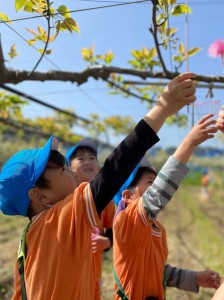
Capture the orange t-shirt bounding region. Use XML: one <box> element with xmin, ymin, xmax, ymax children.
<box><xmin>93</xmin><ymin>200</ymin><xmax>115</xmax><ymax>300</ymax></box>
<box><xmin>201</xmin><ymin>174</ymin><xmax>209</xmax><ymax>187</ymax></box>
<box><xmin>113</xmin><ymin>197</ymin><xmax>168</xmax><ymax>300</ymax></box>
<box><xmin>13</xmin><ymin>182</ymin><xmax>100</xmax><ymax>300</ymax></box>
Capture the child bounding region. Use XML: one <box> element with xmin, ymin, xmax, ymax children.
<box><xmin>66</xmin><ymin>138</ymin><xmax>115</xmax><ymax>300</ymax></box>
<box><xmin>201</xmin><ymin>168</ymin><xmax>210</xmax><ymax>200</ymax></box>
<box><xmin>114</xmin><ymin>163</ymin><xmax>220</xmax><ymax>297</ymax></box>
<box><xmin>0</xmin><ymin>72</ymin><xmax>196</xmax><ymax>300</ymax></box>
<box><xmin>113</xmin><ymin>113</ymin><xmax>218</xmax><ymax>300</ymax></box>
<box><xmin>66</xmin><ymin>138</ymin><xmax>99</xmax><ymax>183</ymax></box>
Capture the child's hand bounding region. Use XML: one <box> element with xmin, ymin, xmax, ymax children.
<box><xmin>173</xmin><ymin>114</ymin><xmax>218</xmax><ymax>164</ymax></box>
<box><xmin>183</xmin><ymin>114</ymin><xmax>218</xmax><ymax>148</ymax></box>
<box><xmin>157</xmin><ymin>72</ymin><xmax>197</xmax><ymax>117</ymax></box>
<box><xmin>215</xmin><ymin>105</ymin><xmax>224</xmax><ymax>133</ymax></box>
<box><xmin>91</xmin><ymin>234</ymin><xmax>111</xmax><ymax>253</ymax></box>
<box><xmin>196</xmin><ymin>270</ymin><xmax>221</xmax><ymax>289</ymax></box>
<box><xmin>143</xmin><ymin>72</ymin><xmax>197</xmax><ymax>134</ymax></box>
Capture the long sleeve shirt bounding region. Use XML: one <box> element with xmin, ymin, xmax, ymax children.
<box><xmin>91</xmin><ymin>119</ymin><xmax>159</xmax><ymax>215</ymax></box>
<box><xmin>13</xmin><ymin>119</ymin><xmax>160</xmax><ymax>300</ymax></box>
<box><xmin>165</xmin><ymin>264</ymin><xmax>199</xmax><ymax>293</ymax></box>
<box><xmin>113</xmin><ymin>156</ymin><xmax>190</xmax><ymax>300</ymax></box>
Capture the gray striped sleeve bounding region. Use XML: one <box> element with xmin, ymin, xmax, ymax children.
<box><xmin>142</xmin><ymin>156</ymin><xmax>189</xmax><ymax>220</ymax></box>
<box><xmin>165</xmin><ymin>264</ymin><xmax>199</xmax><ymax>293</ymax></box>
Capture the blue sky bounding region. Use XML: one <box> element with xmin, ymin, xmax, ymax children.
<box><xmin>1</xmin><ymin>0</ymin><xmax>224</xmax><ymax>149</ymax></box>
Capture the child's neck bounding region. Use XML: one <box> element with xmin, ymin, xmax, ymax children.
<box><xmin>30</xmin><ymin>208</ymin><xmax>48</xmax><ymax>225</ymax></box>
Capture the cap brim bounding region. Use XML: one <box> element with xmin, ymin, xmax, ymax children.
<box><xmin>0</xmin><ymin>136</ymin><xmax>59</xmax><ymax>216</ymax></box>
<box><xmin>34</xmin><ymin>136</ymin><xmax>59</xmax><ymax>182</ymax></box>
<box><xmin>113</xmin><ymin>163</ymin><xmax>139</xmax><ymax>205</ymax></box>
<box><xmin>65</xmin><ymin>145</ymin><xmax>77</xmax><ymax>166</ymax></box>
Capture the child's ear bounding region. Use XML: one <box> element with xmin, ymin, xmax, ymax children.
<box><xmin>28</xmin><ymin>187</ymin><xmax>46</xmax><ymax>204</ymax></box>
<box><xmin>122</xmin><ymin>190</ymin><xmax>132</xmax><ymax>200</ymax></box>
<box><xmin>71</xmin><ymin>171</ymin><xmax>81</xmax><ymax>186</ymax></box>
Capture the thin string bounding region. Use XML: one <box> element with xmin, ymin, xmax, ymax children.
<box><xmin>185</xmin><ymin>0</ymin><xmax>194</xmax><ymax>126</ymax></box>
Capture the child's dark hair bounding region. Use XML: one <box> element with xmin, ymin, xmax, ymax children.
<box><xmin>69</xmin><ymin>147</ymin><xmax>97</xmax><ymax>164</ymax></box>
<box><xmin>127</xmin><ymin>166</ymin><xmax>157</xmax><ymax>190</ymax></box>
<box><xmin>35</xmin><ymin>150</ymin><xmax>65</xmax><ymax>189</ymax></box>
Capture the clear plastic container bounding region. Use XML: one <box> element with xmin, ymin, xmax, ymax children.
<box><xmin>194</xmin><ymin>100</ymin><xmax>221</xmax><ymax>121</ymax></box>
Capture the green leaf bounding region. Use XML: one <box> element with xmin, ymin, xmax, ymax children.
<box><xmin>171</xmin><ymin>4</ymin><xmax>192</xmax><ymax>16</ymax></box>
<box><xmin>57</xmin><ymin>5</ymin><xmax>70</xmax><ymax>18</ymax></box>
<box><xmin>27</xmin><ymin>39</ymin><xmax>36</xmax><ymax>46</ymax></box>
<box><xmin>166</xmin><ymin>27</ymin><xmax>177</xmax><ymax>37</ymax></box>
<box><xmin>178</xmin><ymin>42</ymin><xmax>184</xmax><ymax>54</ymax></box>
<box><xmin>131</xmin><ymin>50</ymin><xmax>141</xmax><ymax>60</ymax></box>
<box><xmin>33</xmin><ymin>34</ymin><xmax>45</xmax><ymax>42</ymax></box>
<box><xmin>157</xmin><ymin>14</ymin><xmax>165</xmax><ymax>24</ymax></box>
<box><xmin>8</xmin><ymin>44</ymin><xmax>19</xmax><ymax>59</ymax></box>
<box><xmin>117</xmin><ymin>75</ymin><xmax>123</xmax><ymax>83</ymax></box>
<box><xmin>0</xmin><ymin>13</ymin><xmax>12</xmax><ymax>23</ymax></box>
<box><xmin>104</xmin><ymin>53</ymin><xmax>114</xmax><ymax>65</ymax></box>
<box><xmin>24</xmin><ymin>1</ymin><xmax>34</xmax><ymax>12</ymax></box>
<box><xmin>143</xmin><ymin>94</ymin><xmax>149</xmax><ymax>100</ymax></box>
<box><xmin>63</xmin><ymin>18</ymin><xmax>80</xmax><ymax>33</ymax></box>
<box><xmin>81</xmin><ymin>48</ymin><xmax>91</xmax><ymax>59</ymax></box>
<box><xmin>128</xmin><ymin>60</ymin><xmax>140</xmax><ymax>68</ymax></box>
<box><xmin>159</xmin><ymin>0</ymin><xmax>168</xmax><ymax>7</ymax></box>
<box><xmin>149</xmin><ymin>48</ymin><xmax>157</xmax><ymax>58</ymax></box>
<box><xmin>38</xmin><ymin>26</ymin><xmax>45</xmax><ymax>36</ymax></box>
<box><xmin>168</xmin><ymin>0</ymin><xmax>176</xmax><ymax>5</ymax></box>
<box><xmin>173</xmin><ymin>55</ymin><xmax>183</xmax><ymax>63</ymax></box>
<box><xmin>15</xmin><ymin>0</ymin><xmax>28</xmax><ymax>12</ymax></box>
<box><xmin>65</xmin><ymin>18</ymin><xmax>80</xmax><ymax>33</ymax></box>
<box><xmin>24</xmin><ymin>6</ymin><xmax>32</xmax><ymax>12</ymax></box>
<box><xmin>161</xmin><ymin>20</ymin><xmax>167</xmax><ymax>34</ymax></box>
<box><xmin>187</xmin><ymin>47</ymin><xmax>202</xmax><ymax>57</ymax></box>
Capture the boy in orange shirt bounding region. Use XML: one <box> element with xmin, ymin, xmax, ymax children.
<box><xmin>0</xmin><ymin>72</ymin><xmax>196</xmax><ymax>300</ymax></box>
<box><xmin>114</xmin><ymin>164</ymin><xmax>220</xmax><ymax>298</ymax></box>
<box><xmin>113</xmin><ymin>114</ymin><xmax>219</xmax><ymax>300</ymax></box>
<box><xmin>66</xmin><ymin>138</ymin><xmax>115</xmax><ymax>299</ymax></box>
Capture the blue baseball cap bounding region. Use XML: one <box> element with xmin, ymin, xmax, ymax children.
<box><xmin>113</xmin><ymin>158</ymin><xmax>153</xmax><ymax>205</ymax></box>
<box><xmin>0</xmin><ymin>136</ymin><xmax>58</xmax><ymax>216</ymax></box>
<box><xmin>113</xmin><ymin>163</ymin><xmax>139</xmax><ymax>205</ymax></box>
<box><xmin>202</xmin><ymin>168</ymin><xmax>208</xmax><ymax>175</ymax></box>
<box><xmin>66</xmin><ymin>137</ymin><xmax>97</xmax><ymax>166</ymax></box>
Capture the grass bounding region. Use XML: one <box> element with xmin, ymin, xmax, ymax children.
<box><xmin>158</xmin><ymin>184</ymin><xmax>224</xmax><ymax>300</ymax></box>
<box><xmin>0</xmin><ymin>215</ymin><xmax>28</xmax><ymax>299</ymax></box>
<box><xmin>1</xmin><ymin>184</ymin><xmax>224</xmax><ymax>300</ymax></box>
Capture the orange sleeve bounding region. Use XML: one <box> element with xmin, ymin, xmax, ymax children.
<box><xmin>101</xmin><ymin>200</ymin><xmax>115</xmax><ymax>229</ymax></box>
<box><xmin>82</xmin><ymin>183</ymin><xmax>101</xmax><ymax>228</ymax></box>
<box><xmin>22</xmin><ymin>182</ymin><xmax>99</xmax><ymax>299</ymax></box>
<box><xmin>12</xmin><ymin>263</ymin><xmax>22</xmax><ymax>300</ymax></box>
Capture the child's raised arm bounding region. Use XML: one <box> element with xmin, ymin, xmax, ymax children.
<box><xmin>143</xmin><ymin>114</ymin><xmax>217</xmax><ymax>221</ymax></box>
<box><xmin>91</xmin><ymin>72</ymin><xmax>197</xmax><ymax>215</ymax></box>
